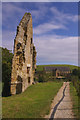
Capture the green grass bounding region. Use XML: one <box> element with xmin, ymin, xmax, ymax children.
<box><xmin>70</xmin><ymin>82</ymin><xmax>80</xmax><ymax>118</ymax></box>
<box><xmin>2</xmin><ymin>82</ymin><xmax>62</xmax><ymax>118</ymax></box>
<box><xmin>36</xmin><ymin>64</ymin><xmax>78</xmax><ymax>71</ymax></box>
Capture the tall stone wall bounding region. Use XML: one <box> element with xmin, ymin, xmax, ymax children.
<box><xmin>11</xmin><ymin>13</ymin><xmax>36</xmax><ymax>95</ymax></box>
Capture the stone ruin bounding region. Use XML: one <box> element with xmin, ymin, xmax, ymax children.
<box><xmin>10</xmin><ymin>13</ymin><xmax>36</xmax><ymax>95</ymax></box>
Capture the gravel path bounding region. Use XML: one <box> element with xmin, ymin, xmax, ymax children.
<box><xmin>45</xmin><ymin>82</ymin><xmax>75</xmax><ymax>119</ymax></box>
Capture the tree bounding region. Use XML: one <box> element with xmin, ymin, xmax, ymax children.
<box><xmin>1</xmin><ymin>47</ymin><xmax>13</xmax><ymax>96</ymax></box>
<box><xmin>72</xmin><ymin>69</ymin><xmax>78</xmax><ymax>76</ymax></box>
<box><xmin>71</xmin><ymin>68</ymin><xmax>80</xmax><ymax>97</ymax></box>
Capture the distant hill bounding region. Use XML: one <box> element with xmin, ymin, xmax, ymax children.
<box><xmin>36</xmin><ymin>64</ymin><xmax>78</xmax><ymax>71</ymax></box>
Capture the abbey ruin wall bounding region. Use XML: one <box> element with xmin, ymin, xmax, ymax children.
<box><xmin>11</xmin><ymin>13</ymin><xmax>36</xmax><ymax>95</ymax></box>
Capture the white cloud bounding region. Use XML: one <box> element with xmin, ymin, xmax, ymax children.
<box><xmin>31</xmin><ymin>5</ymin><xmax>49</xmax><ymax>21</ymax></box>
<box><xmin>2</xmin><ymin>3</ymin><xmax>78</xmax><ymax>32</ymax></box>
<box><xmin>50</xmin><ymin>7</ymin><xmax>78</xmax><ymax>23</ymax></box>
<box><xmin>33</xmin><ymin>6</ymin><xmax>78</xmax><ymax>35</ymax></box>
<box><xmin>2</xmin><ymin>3</ymin><xmax>48</xmax><ymax>26</ymax></box>
<box><xmin>34</xmin><ymin>22</ymin><xmax>67</xmax><ymax>35</ymax></box>
<box><xmin>34</xmin><ymin>35</ymin><xmax>78</xmax><ymax>65</ymax></box>
<box><xmin>2</xmin><ymin>31</ymin><xmax>16</xmax><ymax>52</ymax></box>
<box><xmin>2</xmin><ymin>3</ymin><xmax>26</xmax><ymax>24</ymax></box>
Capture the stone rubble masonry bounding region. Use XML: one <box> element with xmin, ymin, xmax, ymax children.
<box><xmin>11</xmin><ymin>13</ymin><xmax>36</xmax><ymax>95</ymax></box>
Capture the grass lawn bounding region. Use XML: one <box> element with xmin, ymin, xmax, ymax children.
<box><xmin>70</xmin><ymin>82</ymin><xmax>80</xmax><ymax>118</ymax></box>
<box><xmin>2</xmin><ymin>82</ymin><xmax>62</xmax><ymax>118</ymax></box>
<box><xmin>37</xmin><ymin>64</ymin><xmax>78</xmax><ymax>71</ymax></box>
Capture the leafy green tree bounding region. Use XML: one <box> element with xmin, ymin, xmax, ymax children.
<box><xmin>72</xmin><ymin>69</ymin><xmax>78</xmax><ymax>76</ymax></box>
<box><xmin>71</xmin><ymin>68</ymin><xmax>80</xmax><ymax>97</ymax></box>
<box><xmin>1</xmin><ymin>47</ymin><xmax>13</xmax><ymax>96</ymax></box>
<box><xmin>38</xmin><ymin>74</ymin><xmax>44</xmax><ymax>83</ymax></box>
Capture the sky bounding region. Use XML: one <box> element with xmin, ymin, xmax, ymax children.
<box><xmin>1</xmin><ymin>0</ymin><xmax>79</xmax><ymax>2</ymax></box>
<box><xmin>2</xmin><ymin>2</ymin><xmax>78</xmax><ymax>65</ymax></box>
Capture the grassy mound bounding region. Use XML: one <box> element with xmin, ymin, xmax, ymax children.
<box><xmin>2</xmin><ymin>82</ymin><xmax>62</xmax><ymax>118</ymax></box>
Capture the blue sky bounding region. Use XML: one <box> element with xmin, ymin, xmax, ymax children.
<box><xmin>2</xmin><ymin>2</ymin><xmax>78</xmax><ymax>65</ymax></box>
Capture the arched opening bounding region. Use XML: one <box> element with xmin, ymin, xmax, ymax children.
<box><xmin>16</xmin><ymin>83</ymin><xmax>22</xmax><ymax>94</ymax></box>
<box><xmin>16</xmin><ymin>75</ymin><xmax>22</xmax><ymax>94</ymax></box>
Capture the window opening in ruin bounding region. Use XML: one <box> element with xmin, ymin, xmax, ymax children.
<box><xmin>17</xmin><ymin>43</ymin><xmax>22</xmax><ymax>50</ymax></box>
<box><xmin>25</xmin><ymin>40</ymin><xmax>26</xmax><ymax>45</ymax></box>
<box><xmin>30</xmin><ymin>48</ymin><xmax>33</xmax><ymax>54</ymax></box>
<box><xmin>19</xmin><ymin>55</ymin><xmax>23</xmax><ymax>64</ymax></box>
<box><xmin>22</xmin><ymin>51</ymin><xmax>25</xmax><ymax>62</ymax></box>
<box><xmin>28</xmin><ymin>77</ymin><xmax>30</xmax><ymax>84</ymax></box>
<box><xmin>24</xmin><ymin>33</ymin><xmax>27</xmax><ymax>45</ymax></box>
<box><xmin>27</xmin><ymin>67</ymin><xmax>30</xmax><ymax>74</ymax></box>
<box><xmin>31</xmin><ymin>38</ymin><xmax>32</xmax><ymax>44</ymax></box>
<box><xmin>30</xmin><ymin>39</ymin><xmax>33</xmax><ymax>54</ymax></box>
<box><xmin>17</xmin><ymin>75</ymin><xmax>23</xmax><ymax>82</ymax></box>
<box><xmin>16</xmin><ymin>51</ymin><xmax>22</xmax><ymax>56</ymax></box>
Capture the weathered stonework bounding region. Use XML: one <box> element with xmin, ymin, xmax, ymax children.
<box><xmin>11</xmin><ymin>13</ymin><xmax>36</xmax><ymax>95</ymax></box>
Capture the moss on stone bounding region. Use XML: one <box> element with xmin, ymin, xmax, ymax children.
<box><xmin>24</xmin><ymin>12</ymin><xmax>31</xmax><ymax>16</ymax></box>
<box><xmin>27</xmin><ymin>13</ymin><xmax>31</xmax><ymax>15</ymax></box>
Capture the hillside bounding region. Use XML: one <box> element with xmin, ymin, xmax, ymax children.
<box><xmin>36</xmin><ymin>64</ymin><xmax>78</xmax><ymax>71</ymax></box>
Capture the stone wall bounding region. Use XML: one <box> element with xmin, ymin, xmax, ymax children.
<box><xmin>11</xmin><ymin>13</ymin><xmax>36</xmax><ymax>95</ymax></box>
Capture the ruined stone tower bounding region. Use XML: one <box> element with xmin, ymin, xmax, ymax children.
<box><xmin>11</xmin><ymin>13</ymin><xmax>36</xmax><ymax>95</ymax></box>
